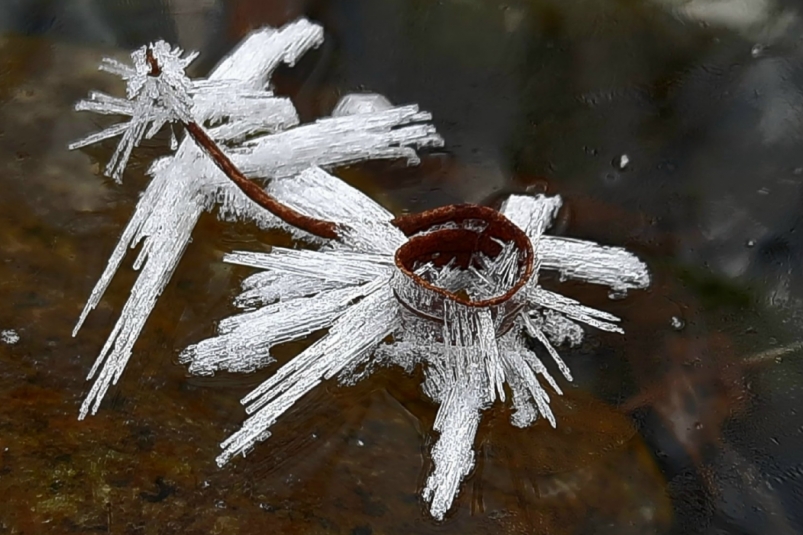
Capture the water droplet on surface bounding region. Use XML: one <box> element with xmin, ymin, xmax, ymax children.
<box><xmin>613</xmin><ymin>154</ymin><xmax>630</xmax><ymax>170</ymax></box>
<box><xmin>751</xmin><ymin>44</ymin><xmax>765</xmax><ymax>57</ymax></box>
<box><xmin>746</xmin><ymin>239</ymin><xmax>756</xmax><ymax>248</ymax></box>
<box><xmin>356</xmin><ymin>439</ymin><xmax>365</xmax><ymax>447</ymax></box>
<box><xmin>670</xmin><ymin>316</ymin><xmax>685</xmax><ymax>330</ymax></box>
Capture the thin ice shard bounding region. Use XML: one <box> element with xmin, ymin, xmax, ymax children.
<box><xmin>521</xmin><ymin>312</ymin><xmax>574</xmax><ymax>382</ymax></box>
<box><xmin>422</xmin><ymin>384</ymin><xmax>483</xmax><ymax>521</ymax></box>
<box><xmin>420</xmin><ymin>302</ymin><xmax>504</xmax><ymax>520</ymax></box>
<box><xmin>232</xmin><ymin>106</ymin><xmax>442</xmax><ymax>178</ymax></box>
<box><xmin>180</xmin><ymin>283</ymin><xmax>381</xmax><ymax>375</ymax></box>
<box><xmin>270</xmin><ymin>167</ymin><xmax>395</xmax><ymax>225</ymax></box>
<box><xmin>225</xmin><ymin>248</ymin><xmax>394</xmax><ymax>284</ymax></box>
<box><xmin>234</xmin><ymin>271</ymin><xmax>347</xmax><ymax>309</ymax></box>
<box><xmin>499</xmin><ymin>194</ymin><xmax>649</xmax><ymax>291</ymax></box>
<box><xmin>528</xmin><ymin>287</ymin><xmax>623</xmax><ymax>334</ymax></box>
<box><xmin>217</xmin><ymin>282</ymin><xmax>399</xmax><ymax>466</ymax></box>
<box><xmin>538</xmin><ymin>236</ymin><xmax>650</xmax><ymax>291</ymax></box>
<box><xmin>500</xmin><ymin>193</ymin><xmax>563</xmax><ymax>243</ymax></box>
<box><xmin>216</xmin><ymin>111</ymin><xmax>442</xmax><ymax>238</ymax></box>
<box><xmin>439</xmin><ymin>303</ymin><xmax>506</xmax><ymax>404</ymax></box>
<box><xmin>190</xmin><ymin>81</ymin><xmax>300</xmax><ymax>142</ymax></box>
<box><xmin>413</xmin><ymin>241</ymin><xmax>524</xmax><ymax>303</ymax></box>
<box><xmin>240</xmin><ymin>280</ymin><xmax>396</xmax><ymax>414</ymax></box>
<box><xmin>501</xmin><ymin>345</ymin><xmax>558</xmax><ymax>428</ymax></box>
<box><xmin>266</xmin><ymin>166</ymin><xmax>406</xmax><ymax>254</ymax></box>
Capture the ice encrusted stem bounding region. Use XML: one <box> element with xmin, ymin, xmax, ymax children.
<box><xmin>67</xmin><ymin>16</ymin><xmax>654</xmax><ymax>524</ymax></box>
<box><xmin>141</xmin><ymin>47</ymin><xmax>341</xmax><ymax>239</ymax></box>
<box><xmin>178</xmin><ymin>190</ymin><xmax>650</xmax><ymax>521</ymax></box>
<box><xmin>72</xmin><ymin>16</ymin><xmax>445</xmax><ymax>418</ymax></box>
<box><xmin>183</xmin><ymin>122</ymin><xmax>340</xmax><ymax>240</ymax></box>
<box><xmin>74</xmin><ymin>20</ymin><xmax>328</xmax><ymax>419</ymax></box>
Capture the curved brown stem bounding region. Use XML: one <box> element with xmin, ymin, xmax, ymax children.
<box><xmin>146</xmin><ymin>47</ymin><xmax>339</xmax><ymax>241</ymax></box>
<box><xmin>184</xmin><ymin>123</ymin><xmax>339</xmax><ymax>240</ymax></box>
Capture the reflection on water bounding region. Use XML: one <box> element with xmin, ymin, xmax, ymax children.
<box><xmin>2</xmin><ymin>0</ymin><xmax>803</xmax><ymax>533</ymax></box>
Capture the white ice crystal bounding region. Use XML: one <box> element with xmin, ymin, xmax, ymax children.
<box><xmin>1</xmin><ymin>329</ymin><xmax>20</xmax><ymax>345</ymax></box>
<box><xmin>69</xmin><ymin>20</ymin><xmax>443</xmax><ymax>419</ymax></box>
<box><xmin>180</xmin><ymin>167</ymin><xmax>650</xmax><ymax>520</ymax></box>
<box><xmin>68</xmin><ymin>40</ymin><xmax>198</xmax><ymax>182</ymax></box>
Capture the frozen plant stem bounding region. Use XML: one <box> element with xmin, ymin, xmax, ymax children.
<box><xmin>184</xmin><ymin>122</ymin><xmax>338</xmax><ymax>239</ymax></box>
<box><xmin>183</xmin><ymin>186</ymin><xmax>650</xmax><ymax>520</ymax></box>
<box><xmin>70</xmin><ymin>19</ymin><xmax>442</xmax><ymax>420</ymax></box>
<box><xmin>144</xmin><ymin>48</ymin><xmax>339</xmax><ymax>240</ymax></box>
<box><xmin>69</xmin><ymin>19</ymin><xmax>652</xmax><ymax>522</ymax></box>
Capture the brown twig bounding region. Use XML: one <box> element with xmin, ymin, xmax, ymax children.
<box><xmin>184</xmin><ymin>123</ymin><xmax>339</xmax><ymax>239</ymax></box>
<box><xmin>146</xmin><ymin>48</ymin><xmax>339</xmax><ymax>240</ymax></box>
<box><xmin>145</xmin><ymin>48</ymin><xmax>161</xmax><ymax>77</ymax></box>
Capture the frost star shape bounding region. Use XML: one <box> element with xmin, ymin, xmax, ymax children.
<box><xmin>180</xmin><ymin>168</ymin><xmax>650</xmax><ymax>520</ymax></box>
<box><xmin>68</xmin><ymin>19</ymin><xmax>443</xmax><ymax>419</ymax></box>
<box><xmin>68</xmin><ymin>41</ymin><xmax>198</xmax><ymax>181</ymax></box>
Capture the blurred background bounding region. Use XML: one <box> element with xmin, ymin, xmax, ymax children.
<box><xmin>2</xmin><ymin>1</ymin><xmax>803</xmax><ymax>533</ymax></box>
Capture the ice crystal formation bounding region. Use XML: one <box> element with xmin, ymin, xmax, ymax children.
<box><xmin>181</xmin><ymin>168</ymin><xmax>650</xmax><ymax>519</ymax></box>
<box><xmin>69</xmin><ymin>19</ymin><xmax>442</xmax><ymax>419</ymax></box>
<box><xmin>68</xmin><ymin>40</ymin><xmax>198</xmax><ymax>181</ymax></box>
<box><xmin>1</xmin><ymin>329</ymin><xmax>20</xmax><ymax>345</ymax></box>
<box><xmin>69</xmin><ymin>18</ymin><xmax>651</xmax><ymax>522</ymax></box>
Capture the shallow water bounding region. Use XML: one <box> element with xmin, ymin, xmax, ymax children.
<box><xmin>2</xmin><ymin>0</ymin><xmax>803</xmax><ymax>533</ymax></box>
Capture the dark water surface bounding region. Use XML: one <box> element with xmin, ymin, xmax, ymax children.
<box><xmin>2</xmin><ymin>1</ymin><xmax>803</xmax><ymax>533</ymax></box>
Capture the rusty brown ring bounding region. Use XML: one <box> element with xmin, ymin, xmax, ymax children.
<box><xmin>391</xmin><ymin>204</ymin><xmax>534</xmax><ymax>308</ymax></box>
